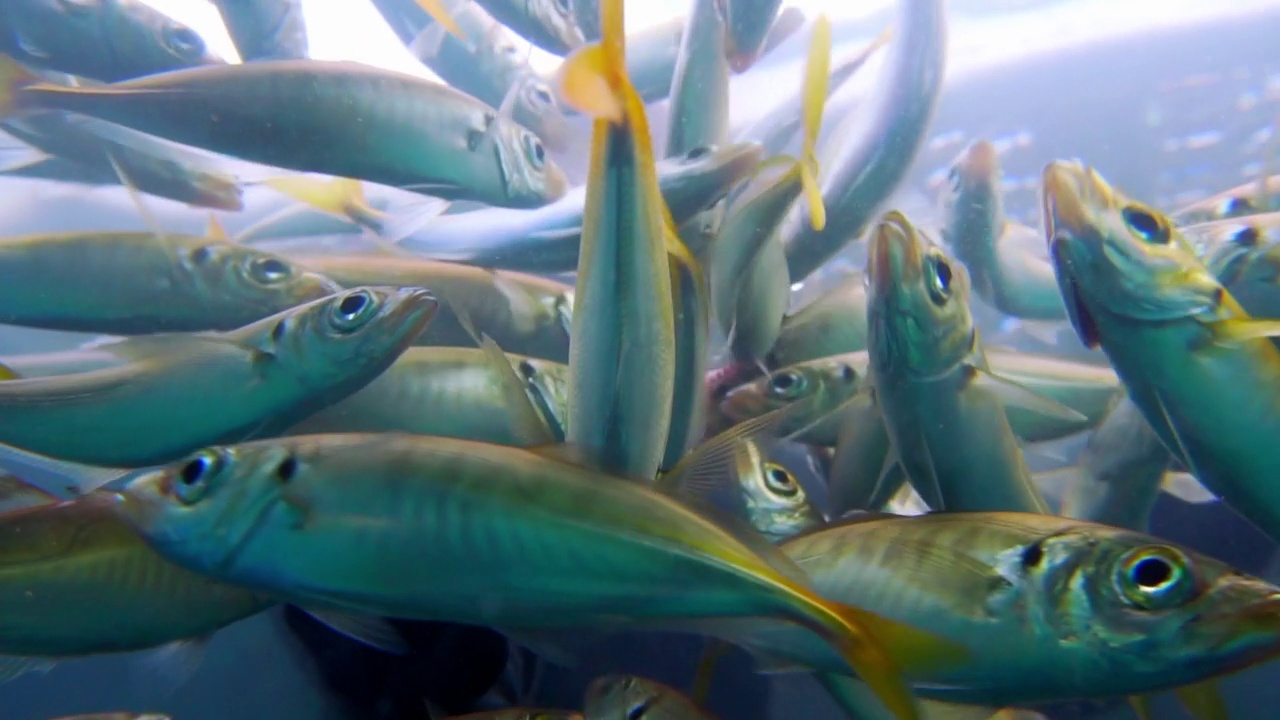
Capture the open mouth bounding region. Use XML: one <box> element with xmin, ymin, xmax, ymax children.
<box><xmin>1044</xmin><ymin>187</ymin><xmax>1101</xmax><ymax>349</ymax></box>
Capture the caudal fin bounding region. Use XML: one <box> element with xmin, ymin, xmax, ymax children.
<box><xmin>0</xmin><ymin>55</ymin><xmax>38</xmax><ymax>118</ymax></box>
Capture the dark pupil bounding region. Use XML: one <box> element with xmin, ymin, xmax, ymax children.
<box><xmin>271</xmin><ymin>320</ymin><xmax>287</xmax><ymax>342</ymax></box>
<box><xmin>1122</xmin><ymin>207</ymin><xmax>1163</xmax><ymax>241</ymax></box>
<box><xmin>626</xmin><ymin>699</ymin><xmax>652</xmax><ymax>720</ymax></box>
<box><xmin>518</xmin><ymin>359</ymin><xmax>537</xmax><ymax>379</ymax></box>
<box><xmin>1227</xmin><ymin>197</ymin><xmax>1256</xmax><ymax>215</ymax></box>
<box><xmin>533</xmin><ymin>141</ymin><xmax>545</xmax><ymax>163</ymax></box>
<box><xmin>947</xmin><ymin>166</ymin><xmax>961</xmax><ymax>190</ymax></box>
<box><xmin>180</xmin><ymin>456</ymin><xmax>208</xmax><ymax>485</ymax></box>
<box><xmin>192</xmin><ymin>246</ymin><xmax>213</xmax><ymax>264</ymax></box>
<box><xmin>168</xmin><ymin>27</ymin><xmax>202</xmax><ymax>54</ymax></box>
<box><xmin>935</xmin><ymin>260</ymin><xmax>953</xmax><ymax>291</ymax></box>
<box><xmin>771</xmin><ymin>372</ymin><xmax>796</xmax><ymax>390</ymax></box>
<box><xmin>339</xmin><ymin>293</ymin><xmax>368</xmax><ymax>317</ymax></box>
<box><xmin>275</xmin><ymin>456</ymin><xmax>298</xmax><ymax>483</ymax></box>
<box><xmin>534</xmin><ymin>88</ymin><xmax>552</xmax><ymax>103</ymax></box>
<box><xmin>839</xmin><ymin>364</ymin><xmax>856</xmax><ymax>382</ymax></box>
<box><xmin>686</xmin><ymin>146</ymin><xmax>710</xmax><ymax>160</ymax></box>
<box><xmin>256</xmin><ymin>258</ymin><xmax>289</xmax><ymax>278</ymax></box>
<box><xmin>1020</xmin><ymin>541</ymin><xmax>1044</xmax><ymax>568</ymax></box>
<box><xmin>1132</xmin><ymin>557</ymin><xmax>1173</xmax><ymax>588</ymax></box>
<box><xmin>1233</xmin><ymin>226</ymin><xmax>1260</xmax><ymax>247</ymax></box>
<box><xmin>768</xmin><ymin>467</ymin><xmax>789</xmax><ymax>485</ymax></box>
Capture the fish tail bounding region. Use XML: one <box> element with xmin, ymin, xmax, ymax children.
<box><xmin>0</xmin><ymin>56</ymin><xmax>39</xmax><ymax>118</ymax></box>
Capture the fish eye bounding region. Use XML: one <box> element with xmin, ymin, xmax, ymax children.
<box><xmin>191</xmin><ymin>245</ymin><xmax>214</xmax><ymax>265</ymax></box>
<box><xmin>1116</xmin><ymin>546</ymin><xmax>1197</xmax><ymax>610</ymax></box>
<box><xmin>530</xmin><ymin>85</ymin><xmax>554</xmax><ymax>106</ymax></box>
<box><xmin>1232</xmin><ymin>226</ymin><xmax>1261</xmax><ymax>247</ymax></box>
<box><xmin>1121</xmin><ymin>206</ymin><xmax>1171</xmax><ymax>245</ymax></box>
<box><xmin>523</xmin><ymin>134</ymin><xmax>546</xmax><ymax>170</ymax></box>
<box><xmin>926</xmin><ymin>255</ymin><xmax>953</xmax><ymax>305</ymax></box>
<box><xmin>762</xmin><ymin>462</ymin><xmax>799</xmax><ymax>497</ymax></box>
<box><xmin>946</xmin><ymin>165</ymin><xmax>961</xmax><ymax>192</ymax></box>
<box><xmin>551</xmin><ymin>0</ymin><xmax>571</xmax><ymax>13</ymax></box>
<box><xmin>248</xmin><ymin>256</ymin><xmax>293</xmax><ymax>284</ymax></box>
<box><xmin>838</xmin><ymin>364</ymin><xmax>856</xmax><ymax>383</ymax></box>
<box><xmin>517</xmin><ymin>359</ymin><xmax>538</xmax><ymax>379</ymax></box>
<box><xmin>767</xmin><ymin>370</ymin><xmax>806</xmax><ymax>399</ymax></box>
<box><xmin>163</xmin><ymin>25</ymin><xmax>206</xmax><ymax>59</ymax></box>
<box><xmin>625</xmin><ymin>697</ymin><xmax>653</xmax><ymax>720</ymax></box>
<box><xmin>1225</xmin><ymin>196</ymin><xmax>1256</xmax><ymax>216</ymax></box>
<box><xmin>329</xmin><ymin>289</ymin><xmax>377</xmax><ymax>332</ymax></box>
<box><xmin>174</xmin><ymin>448</ymin><xmax>222</xmax><ymax>504</ymax></box>
<box><xmin>274</xmin><ymin>456</ymin><xmax>298</xmax><ymax>483</ymax></box>
<box><xmin>271</xmin><ymin>319</ymin><xmax>287</xmax><ymax>342</ymax></box>
<box><xmin>55</xmin><ymin>0</ymin><xmax>99</xmax><ymax>13</ymax></box>
<box><xmin>685</xmin><ymin>146</ymin><xmax>712</xmax><ymax>160</ymax></box>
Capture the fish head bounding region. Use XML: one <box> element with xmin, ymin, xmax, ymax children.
<box><xmin>185</xmin><ymin>172</ymin><xmax>245</xmax><ymax>212</ymax></box>
<box><xmin>939</xmin><ymin>139</ymin><xmax>1002</xmax><ymax>244</ymax></box>
<box><xmin>495</xmin><ymin>121</ymin><xmax>571</xmax><ymax>207</ymax></box>
<box><xmin>719</xmin><ymin>361</ymin><xmax>835</xmax><ymax>425</ymax></box>
<box><xmin>534</xmin><ymin>0</ymin><xmax>588</xmax><ymax>52</ymax></box>
<box><xmin>1074</xmin><ymin>528</ymin><xmax>1280</xmax><ymax>684</ymax></box>
<box><xmin>1215</xmin><ymin>242</ymin><xmax>1280</xmax><ymax>317</ymax></box>
<box><xmin>656</xmin><ymin>141</ymin><xmax>765</xmax><ymax>220</ymax></box>
<box><xmin>113</xmin><ymin>442</ymin><xmax>295</xmax><ymax>576</ymax></box>
<box><xmin>737</xmin><ymin>442</ymin><xmax>823</xmax><ymax>542</ymax></box>
<box><xmin>512</xmin><ymin>355</ymin><xmax>569</xmax><ymax>433</ymax></box>
<box><xmin>720</xmin><ymin>0</ymin><xmax>782</xmax><ymax>73</ymax></box>
<box><xmin>1042</xmin><ymin>160</ymin><xmax>1222</xmax><ymax>349</ymax></box>
<box><xmin>185</xmin><ymin>243</ymin><xmax>340</xmax><ymax>314</ymax></box>
<box><xmin>866</xmin><ymin>210</ymin><xmax>974</xmax><ymax>378</ymax></box>
<box><xmin>270</xmin><ymin>286</ymin><xmax>439</xmax><ymax>387</ymax></box>
<box><xmin>582</xmin><ymin>675</ymin><xmax>669</xmax><ymax>719</ymax></box>
<box><xmin>91</xmin><ymin>0</ymin><xmax>223</xmax><ymax>71</ymax></box>
<box><xmin>515</xmin><ymin>79</ymin><xmax>574</xmax><ymax>152</ymax></box>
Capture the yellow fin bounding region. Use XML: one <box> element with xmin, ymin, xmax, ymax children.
<box><xmin>261</xmin><ymin>176</ymin><xmax>386</xmax><ymax>232</ymax></box>
<box><xmin>0</xmin><ymin>361</ymin><xmax>18</xmax><ymax>380</ymax></box>
<box><xmin>1208</xmin><ymin>316</ymin><xmax>1280</xmax><ymax>344</ymax></box>
<box><xmin>1128</xmin><ymin>695</ymin><xmax>1155</xmax><ymax>720</ymax></box>
<box><xmin>206</xmin><ymin>214</ymin><xmax>230</xmax><ymax>242</ymax></box>
<box><xmin>554</xmin><ymin>43</ymin><xmax>622</xmax><ymax>122</ymax></box>
<box><xmin>0</xmin><ymin>55</ymin><xmax>39</xmax><ymax>118</ymax></box>
<box><xmin>1174</xmin><ymin>679</ymin><xmax>1229</xmax><ymax>720</ymax></box>
<box><xmin>414</xmin><ymin>0</ymin><xmax>466</xmax><ymax>40</ymax></box>
<box><xmin>799</xmin><ymin>15</ymin><xmax>832</xmax><ymax>232</ymax></box>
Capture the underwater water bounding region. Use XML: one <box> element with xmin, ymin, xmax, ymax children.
<box><xmin>1</xmin><ymin>1</ymin><xmax>1280</xmax><ymax>719</ymax></box>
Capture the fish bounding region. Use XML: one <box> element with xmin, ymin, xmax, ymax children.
<box><xmin>0</xmin><ymin>0</ymin><xmax>223</xmax><ymax>82</ymax></box>
<box><xmin>397</xmin><ymin>142</ymin><xmax>763</xmax><ymax>274</ymax></box>
<box><xmin>46</xmin><ymin>715</ymin><xmax>171</xmax><ymax>720</ymax></box>
<box><xmin>866</xmin><ymin>210</ymin><xmax>1055</xmax><ymax>513</ymax></box>
<box><xmin>1181</xmin><ymin>212</ymin><xmax>1280</xmax><ymax>261</ymax></box>
<box><xmin>1171</xmin><ymin>174</ymin><xmax>1280</xmax><ymax>225</ymax></box>
<box><xmin>720</xmin><ymin>0</ymin><xmax>783</xmax><ymax>73</ymax></box>
<box><xmin>749</xmin><ymin>512</ymin><xmax>1280</xmax><ymax>708</ymax></box>
<box><xmin>0</xmin><ymin>111</ymin><xmax>244</xmax><ymax>211</ymax></box>
<box><xmin>1043</xmin><ymin>159</ymin><xmax>1280</xmax><ymax>544</ymax></box>
<box><xmin>664</xmin><ymin>0</ymin><xmax>731</xmax><ymax>162</ymax></box>
<box><xmin>0</xmin><ymin>229</ymin><xmax>340</xmax><ymax>334</ymax></box>
<box><xmin>210</xmin><ymin>0</ymin><xmax>309</xmax><ymax>61</ymax></box>
<box><xmin>711</xmin><ymin>15</ymin><xmax>831</xmax><ymax>365</ymax></box>
<box><xmin>0</xmin><ymin>57</ymin><xmax>569</xmax><ymax>209</ymax></box>
<box><xmin>779</xmin><ymin>0</ymin><xmax>946</xmax><ymax>283</ymax></box>
<box><xmin>556</xmin><ymin>0</ymin><xmax>682</xmax><ymax>480</ymax></box>
<box><xmin>280</xmin><ymin>253</ymin><xmax>574</xmax><ymax>362</ymax></box>
<box><xmin>0</xmin><ymin>489</ymin><xmax>272</xmax><ymax>684</ymax></box>
<box><xmin>370</xmin><ymin>0</ymin><xmax>572</xmax><ymax>151</ymax></box>
<box><xmin>284</xmin><ymin>347</ymin><xmax>568</xmax><ymax>445</ymax></box>
<box><xmin>718</xmin><ymin>348</ymin><xmax>1118</xmax><ymax>447</ymax></box>
<box><xmin>448</xmin><ymin>711</ymin><xmax>582</xmax><ymax>720</ymax></box>
<box><xmin>473</xmin><ymin>0</ymin><xmax>586</xmax><ymax>55</ymax></box>
<box><xmin>582</xmin><ymin>674</ymin><xmax>714</xmax><ymax>719</ymax></box>
<box><xmin>0</xmin><ymin>287</ymin><xmax>437</xmax><ymax>467</ymax></box>
<box><xmin>766</xmin><ymin>270</ymin><xmax>869</xmax><ymax>368</ymax></box>
<box><xmin>939</xmin><ymin>139</ymin><xmax>1068</xmax><ymax>321</ymax></box>
<box><xmin>114</xmin><ymin>432</ymin><xmax>960</xmax><ymax>720</ymax></box>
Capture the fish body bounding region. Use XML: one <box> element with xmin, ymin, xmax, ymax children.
<box><xmin>758</xmin><ymin>512</ymin><xmax>1280</xmax><ymax>705</ymax></box>
<box><xmin>1044</xmin><ymin>160</ymin><xmax>1280</xmax><ymax>543</ymax></box>
<box><xmin>0</xmin><ymin>492</ymin><xmax>270</xmax><ymax>659</ymax></box>
<box><xmin>473</xmin><ymin>0</ymin><xmax>586</xmax><ymax>54</ymax></box>
<box><xmin>283</xmin><ymin>253</ymin><xmax>573</xmax><ymax>361</ymax></box>
<box><xmin>0</xmin><ymin>0</ymin><xmax>223</xmax><ymax>82</ymax></box>
<box><xmin>210</xmin><ymin>0</ymin><xmax>309</xmax><ymax>61</ymax></box>
<box><xmin>867</xmin><ymin>211</ymin><xmax>1047</xmax><ymax>513</ymax></box>
<box><xmin>767</xmin><ymin>270</ymin><xmax>869</xmax><ymax>368</ymax></box>
<box><xmin>940</xmin><ymin>139</ymin><xmax>1067</xmax><ymax>320</ymax></box>
<box><xmin>721</xmin><ymin>0</ymin><xmax>783</xmax><ymax>72</ymax></box>
<box><xmin>0</xmin><ymin>111</ymin><xmax>244</xmax><ymax>211</ymax></box>
<box><xmin>285</xmin><ymin>347</ymin><xmax>567</xmax><ymax>444</ymax></box>
<box><xmin>0</xmin><ymin>287</ymin><xmax>437</xmax><ymax>466</ymax></box>
<box><xmin>0</xmin><ymin>231</ymin><xmax>338</xmax><ymax>334</ymax></box>
<box><xmin>399</xmin><ymin>142</ymin><xmax>763</xmax><ymax>274</ymax></box>
<box><xmin>1</xmin><ymin>59</ymin><xmax>568</xmax><ymax>209</ymax></box>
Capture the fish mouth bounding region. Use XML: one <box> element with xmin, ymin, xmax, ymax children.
<box><xmin>1042</xmin><ymin>162</ymin><xmax>1103</xmax><ymax>349</ymax></box>
<box><xmin>1190</xmin><ymin>591</ymin><xmax>1280</xmax><ymax>664</ymax></box>
<box><xmin>543</xmin><ymin>162</ymin><xmax>571</xmax><ymax>203</ymax></box>
<box><xmin>961</xmin><ymin>140</ymin><xmax>999</xmax><ymax>182</ymax></box>
<box><xmin>868</xmin><ymin>210</ymin><xmax>923</xmax><ymax>294</ymax></box>
<box><xmin>385</xmin><ymin>287</ymin><xmax>440</xmax><ymax>342</ymax></box>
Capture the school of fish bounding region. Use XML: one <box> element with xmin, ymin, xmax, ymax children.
<box><xmin>0</xmin><ymin>0</ymin><xmax>1278</xmax><ymax>719</ymax></box>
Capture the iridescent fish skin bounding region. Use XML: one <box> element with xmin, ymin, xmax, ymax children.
<box><xmin>0</xmin><ymin>232</ymin><xmax>339</xmax><ymax>334</ymax></box>
<box><xmin>1044</xmin><ymin>160</ymin><xmax>1280</xmax><ymax>543</ymax></box>
<box><xmin>0</xmin><ymin>287</ymin><xmax>437</xmax><ymax>466</ymax></box>
<box><xmin>210</xmin><ymin>0</ymin><xmax>309</xmax><ymax>61</ymax></box>
<box><xmin>0</xmin><ymin>59</ymin><xmax>569</xmax><ymax>209</ymax></box>
<box><xmin>0</xmin><ymin>0</ymin><xmax>223</xmax><ymax>82</ymax></box>
<box><xmin>1171</xmin><ymin>175</ymin><xmax>1280</xmax><ymax>225</ymax></box>
<box><xmin>752</xmin><ymin>512</ymin><xmax>1280</xmax><ymax>705</ymax></box>
<box><xmin>114</xmin><ymin>431</ymin><xmax>930</xmax><ymax>719</ymax></box>
<box><xmin>767</xmin><ymin>270</ymin><xmax>869</xmax><ymax>369</ymax></box>
<box><xmin>583</xmin><ymin>674</ymin><xmax>714</xmax><ymax>719</ymax></box>
<box><xmin>0</xmin><ymin>492</ymin><xmax>272</xmax><ymax>660</ymax></box>
<box><xmin>939</xmin><ymin>139</ymin><xmax>1067</xmax><ymax>321</ymax></box>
